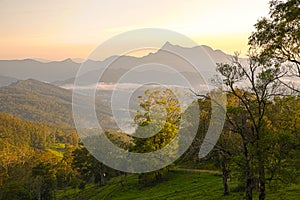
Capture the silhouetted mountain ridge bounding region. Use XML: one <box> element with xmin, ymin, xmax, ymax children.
<box><xmin>0</xmin><ymin>43</ymin><xmax>237</xmax><ymax>84</ymax></box>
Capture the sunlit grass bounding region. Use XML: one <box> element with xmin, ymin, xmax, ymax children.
<box><xmin>56</xmin><ymin>170</ymin><xmax>300</xmax><ymax>200</ymax></box>
<box><xmin>46</xmin><ymin>143</ymin><xmax>66</xmax><ymax>158</ymax></box>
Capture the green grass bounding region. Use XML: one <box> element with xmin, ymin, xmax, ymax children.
<box><xmin>56</xmin><ymin>171</ymin><xmax>300</xmax><ymax>200</ymax></box>
<box><xmin>46</xmin><ymin>143</ymin><xmax>66</xmax><ymax>158</ymax></box>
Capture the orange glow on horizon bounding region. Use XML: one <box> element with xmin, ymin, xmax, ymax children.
<box><xmin>0</xmin><ymin>0</ymin><xmax>270</xmax><ymax>60</ymax></box>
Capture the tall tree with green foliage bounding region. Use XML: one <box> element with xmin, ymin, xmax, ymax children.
<box><xmin>31</xmin><ymin>162</ymin><xmax>57</xmax><ymax>200</ymax></box>
<box><xmin>132</xmin><ymin>89</ymin><xmax>181</xmax><ymax>185</ymax></box>
<box><xmin>72</xmin><ymin>146</ymin><xmax>110</xmax><ymax>188</ymax></box>
<box><xmin>249</xmin><ymin>0</ymin><xmax>300</xmax><ymax>77</ymax></box>
<box><xmin>217</xmin><ymin>50</ymin><xmax>287</xmax><ymax>200</ymax></box>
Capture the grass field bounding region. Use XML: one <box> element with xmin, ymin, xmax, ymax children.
<box><xmin>46</xmin><ymin>143</ymin><xmax>66</xmax><ymax>158</ymax></box>
<box><xmin>56</xmin><ymin>170</ymin><xmax>300</xmax><ymax>200</ymax></box>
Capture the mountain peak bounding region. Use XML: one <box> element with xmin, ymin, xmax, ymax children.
<box><xmin>161</xmin><ymin>41</ymin><xmax>176</xmax><ymax>49</ymax></box>
<box><xmin>11</xmin><ymin>79</ymin><xmax>47</xmax><ymax>87</ymax></box>
<box><xmin>200</xmin><ymin>45</ymin><xmax>214</xmax><ymax>52</ymax></box>
<box><xmin>62</xmin><ymin>58</ymin><xmax>74</xmax><ymax>63</ymax></box>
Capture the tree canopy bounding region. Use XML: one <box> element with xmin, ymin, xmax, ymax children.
<box><xmin>249</xmin><ymin>0</ymin><xmax>300</xmax><ymax>75</ymax></box>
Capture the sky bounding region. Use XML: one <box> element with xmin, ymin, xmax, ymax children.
<box><xmin>0</xmin><ymin>0</ymin><xmax>270</xmax><ymax>60</ymax></box>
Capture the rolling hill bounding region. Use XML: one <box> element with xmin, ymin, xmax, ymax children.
<box><xmin>0</xmin><ymin>75</ymin><xmax>18</xmax><ymax>87</ymax></box>
<box><xmin>0</xmin><ymin>79</ymin><xmax>112</xmax><ymax>127</ymax></box>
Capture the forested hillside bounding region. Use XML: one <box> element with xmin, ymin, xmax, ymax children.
<box><xmin>0</xmin><ymin>79</ymin><xmax>112</xmax><ymax>127</ymax></box>
<box><xmin>0</xmin><ymin>79</ymin><xmax>75</xmax><ymax>126</ymax></box>
<box><xmin>0</xmin><ymin>113</ymin><xmax>132</xmax><ymax>200</ymax></box>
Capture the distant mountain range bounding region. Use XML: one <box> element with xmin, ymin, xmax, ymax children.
<box><xmin>55</xmin><ymin>43</ymin><xmax>242</xmax><ymax>89</ymax></box>
<box><xmin>0</xmin><ymin>58</ymin><xmax>80</xmax><ymax>83</ymax></box>
<box><xmin>0</xmin><ymin>43</ymin><xmax>237</xmax><ymax>86</ymax></box>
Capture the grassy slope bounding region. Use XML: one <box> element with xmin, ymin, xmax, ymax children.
<box><xmin>57</xmin><ymin>170</ymin><xmax>300</xmax><ymax>200</ymax></box>
<box><xmin>46</xmin><ymin>143</ymin><xmax>66</xmax><ymax>158</ymax></box>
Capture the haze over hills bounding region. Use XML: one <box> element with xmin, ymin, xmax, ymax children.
<box><xmin>56</xmin><ymin>43</ymin><xmax>239</xmax><ymax>88</ymax></box>
<box><xmin>0</xmin><ymin>79</ymin><xmax>75</xmax><ymax>126</ymax></box>
<box><xmin>0</xmin><ymin>58</ymin><xmax>80</xmax><ymax>83</ymax></box>
<box><xmin>0</xmin><ymin>75</ymin><xmax>18</xmax><ymax>87</ymax></box>
<box><xmin>0</xmin><ymin>79</ymin><xmax>113</xmax><ymax>127</ymax></box>
<box><xmin>0</xmin><ymin>43</ymin><xmax>237</xmax><ymax>86</ymax></box>
<box><xmin>0</xmin><ymin>43</ymin><xmax>243</xmax><ymax>132</ymax></box>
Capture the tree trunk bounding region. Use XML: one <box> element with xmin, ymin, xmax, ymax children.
<box><xmin>244</xmin><ymin>142</ymin><xmax>253</xmax><ymax>200</ymax></box>
<box><xmin>100</xmin><ymin>172</ymin><xmax>105</xmax><ymax>186</ymax></box>
<box><xmin>245</xmin><ymin>164</ymin><xmax>253</xmax><ymax>200</ymax></box>
<box><xmin>258</xmin><ymin>153</ymin><xmax>266</xmax><ymax>200</ymax></box>
<box><xmin>222</xmin><ymin>168</ymin><xmax>230</xmax><ymax>195</ymax></box>
<box><xmin>245</xmin><ymin>175</ymin><xmax>253</xmax><ymax>200</ymax></box>
<box><xmin>220</xmin><ymin>151</ymin><xmax>230</xmax><ymax>196</ymax></box>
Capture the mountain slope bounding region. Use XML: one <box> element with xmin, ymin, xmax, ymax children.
<box><xmin>0</xmin><ymin>79</ymin><xmax>75</xmax><ymax>126</ymax></box>
<box><xmin>0</xmin><ymin>75</ymin><xmax>18</xmax><ymax>87</ymax></box>
<box><xmin>0</xmin><ymin>79</ymin><xmax>111</xmax><ymax>127</ymax></box>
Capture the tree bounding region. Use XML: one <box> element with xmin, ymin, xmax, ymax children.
<box><xmin>265</xmin><ymin>96</ymin><xmax>300</xmax><ymax>184</ymax></box>
<box><xmin>56</xmin><ymin>147</ymin><xmax>77</xmax><ymax>189</ymax></box>
<box><xmin>216</xmin><ymin>52</ymin><xmax>287</xmax><ymax>200</ymax></box>
<box><xmin>72</xmin><ymin>146</ymin><xmax>108</xmax><ymax>188</ymax></box>
<box><xmin>176</xmin><ymin>97</ymin><xmax>211</xmax><ymax>166</ymax></box>
<box><xmin>214</xmin><ymin>104</ymin><xmax>244</xmax><ymax>196</ymax></box>
<box><xmin>132</xmin><ymin>89</ymin><xmax>181</xmax><ymax>185</ymax></box>
<box><xmin>31</xmin><ymin>162</ymin><xmax>57</xmax><ymax>200</ymax></box>
<box><xmin>249</xmin><ymin>0</ymin><xmax>300</xmax><ymax>77</ymax></box>
<box><xmin>0</xmin><ymin>181</ymin><xmax>32</xmax><ymax>200</ymax></box>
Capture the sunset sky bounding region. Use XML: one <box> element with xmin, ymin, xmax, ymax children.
<box><xmin>0</xmin><ymin>0</ymin><xmax>270</xmax><ymax>60</ymax></box>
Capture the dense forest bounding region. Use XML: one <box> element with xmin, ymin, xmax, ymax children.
<box><xmin>0</xmin><ymin>0</ymin><xmax>299</xmax><ymax>200</ymax></box>
<box><xmin>0</xmin><ymin>113</ymin><xmax>132</xmax><ymax>200</ymax></box>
